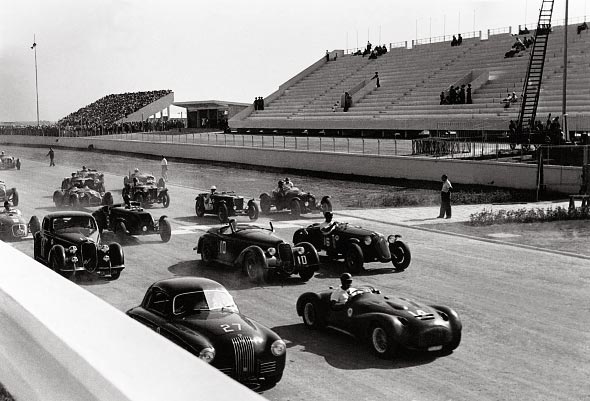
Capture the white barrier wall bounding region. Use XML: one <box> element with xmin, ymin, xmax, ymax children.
<box><xmin>0</xmin><ymin>135</ymin><xmax>581</xmax><ymax>193</ymax></box>
<box><xmin>0</xmin><ymin>241</ymin><xmax>264</xmax><ymax>401</ymax></box>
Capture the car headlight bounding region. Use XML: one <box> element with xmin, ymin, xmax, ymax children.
<box><xmin>103</xmin><ymin>255</ymin><xmax>110</xmax><ymax>262</ymax></box>
<box><xmin>304</xmin><ymin>201</ymin><xmax>309</xmax><ymax>207</ymax></box>
<box><xmin>271</xmin><ymin>340</ymin><xmax>286</xmax><ymax>356</ymax></box>
<box><xmin>143</xmin><ymin>188</ymin><xmax>148</xmax><ymax>192</ymax></box>
<box><xmin>68</xmin><ymin>245</ymin><xmax>77</xmax><ymax>254</ymax></box>
<box><xmin>142</xmin><ymin>225</ymin><xmax>147</xmax><ymax>232</ymax></box>
<box><xmin>233</xmin><ymin>205</ymin><xmax>237</xmax><ymax>210</ymax></box>
<box><xmin>387</xmin><ymin>235</ymin><xmax>396</xmax><ymax>244</ymax></box>
<box><xmin>363</xmin><ymin>236</ymin><xmax>372</xmax><ymax>246</ymax></box>
<box><xmin>70</xmin><ymin>256</ymin><xmax>78</xmax><ymax>263</ymax></box>
<box><xmin>199</xmin><ymin>347</ymin><xmax>216</xmax><ymax>363</ymax></box>
<box><xmin>294</xmin><ymin>246</ymin><xmax>305</xmax><ymax>255</ymax></box>
<box><xmin>100</xmin><ymin>245</ymin><xmax>110</xmax><ymax>252</ymax></box>
<box><xmin>267</xmin><ymin>247</ymin><xmax>276</xmax><ymax>256</ymax></box>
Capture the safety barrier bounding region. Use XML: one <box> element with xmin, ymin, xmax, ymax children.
<box><xmin>0</xmin><ymin>241</ymin><xmax>264</xmax><ymax>401</ymax></box>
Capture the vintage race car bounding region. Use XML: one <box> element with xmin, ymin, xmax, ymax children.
<box><xmin>195</xmin><ymin>219</ymin><xmax>320</xmax><ymax>283</ymax></box>
<box><xmin>62</xmin><ymin>169</ymin><xmax>105</xmax><ymax>193</ymax></box>
<box><xmin>293</xmin><ymin>221</ymin><xmax>411</xmax><ymax>273</ymax></box>
<box><xmin>33</xmin><ymin>211</ymin><xmax>125</xmax><ymax>280</ymax></box>
<box><xmin>0</xmin><ymin>154</ymin><xmax>18</xmax><ymax>170</ymax></box>
<box><xmin>122</xmin><ymin>173</ymin><xmax>170</xmax><ymax>208</ymax></box>
<box><xmin>195</xmin><ymin>191</ymin><xmax>259</xmax><ymax>223</ymax></box>
<box><xmin>0</xmin><ymin>208</ymin><xmax>40</xmax><ymax>240</ymax></box>
<box><xmin>296</xmin><ymin>286</ymin><xmax>462</xmax><ymax>358</ymax></box>
<box><xmin>260</xmin><ymin>187</ymin><xmax>331</xmax><ymax>218</ymax></box>
<box><xmin>53</xmin><ymin>185</ymin><xmax>113</xmax><ymax>208</ymax></box>
<box><xmin>127</xmin><ymin>277</ymin><xmax>286</xmax><ymax>385</ymax></box>
<box><xmin>92</xmin><ymin>202</ymin><xmax>172</xmax><ymax>242</ymax></box>
<box><xmin>0</xmin><ymin>181</ymin><xmax>19</xmax><ymax>206</ymax></box>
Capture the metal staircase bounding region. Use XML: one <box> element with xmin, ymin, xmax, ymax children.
<box><xmin>516</xmin><ymin>0</ymin><xmax>555</xmax><ymax>134</ymax></box>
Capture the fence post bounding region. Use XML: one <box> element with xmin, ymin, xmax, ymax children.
<box><xmin>320</xmin><ymin>137</ymin><xmax>322</xmax><ymax>152</ymax></box>
<box><xmin>295</xmin><ymin>136</ymin><xmax>297</xmax><ymax>150</ymax></box>
<box><xmin>496</xmin><ymin>142</ymin><xmax>499</xmax><ymax>161</ymax></box>
<box><xmin>362</xmin><ymin>138</ymin><xmax>365</xmax><ymax>154</ymax></box>
<box><xmin>378</xmin><ymin>139</ymin><xmax>380</xmax><ymax>155</ymax></box>
<box><xmin>307</xmin><ymin>136</ymin><xmax>309</xmax><ymax>150</ymax></box>
<box><xmin>333</xmin><ymin>137</ymin><xmax>335</xmax><ymax>152</ymax></box>
<box><xmin>347</xmin><ymin>138</ymin><xmax>350</xmax><ymax>153</ymax></box>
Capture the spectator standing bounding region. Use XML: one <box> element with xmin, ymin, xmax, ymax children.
<box><xmin>440</xmin><ymin>91</ymin><xmax>446</xmax><ymax>105</ymax></box>
<box><xmin>326</xmin><ymin>50</ymin><xmax>330</xmax><ymax>61</ymax></box>
<box><xmin>47</xmin><ymin>147</ymin><xmax>55</xmax><ymax>166</ymax></box>
<box><xmin>437</xmin><ymin>174</ymin><xmax>453</xmax><ymax>219</ymax></box>
<box><xmin>260</xmin><ymin>97</ymin><xmax>264</xmax><ymax>110</ymax></box>
<box><xmin>15</xmin><ymin>158</ymin><xmax>21</xmax><ymax>170</ymax></box>
<box><xmin>451</xmin><ymin>35</ymin><xmax>457</xmax><ymax>46</ymax></box>
<box><xmin>161</xmin><ymin>156</ymin><xmax>168</xmax><ymax>182</ymax></box>
<box><xmin>254</xmin><ymin>97</ymin><xmax>259</xmax><ymax>110</ymax></box>
<box><xmin>457</xmin><ymin>34</ymin><xmax>463</xmax><ymax>46</ymax></box>
<box><xmin>459</xmin><ymin>85</ymin><xmax>466</xmax><ymax>104</ymax></box>
<box><xmin>449</xmin><ymin>86</ymin><xmax>456</xmax><ymax>104</ymax></box>
<box><xmin>370</xmin><ymin>72</ymin><xmax>380</xmax><ymax>88</ymax></box>
<box><xmin>466</xmin><ymin>84</ymin><xmax>472</xmax><ymax>104</ymax></box>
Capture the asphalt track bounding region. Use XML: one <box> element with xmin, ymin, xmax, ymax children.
<box><xmin>2</xmin><ymin>155</ymin><xmax>589</xmax><ymax>401</ymax></box>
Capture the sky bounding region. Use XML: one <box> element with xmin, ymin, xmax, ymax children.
<box><xmin>0</xmin><ymin>0</ymin><xmax>587</xmax><ymax>122</ymax></box>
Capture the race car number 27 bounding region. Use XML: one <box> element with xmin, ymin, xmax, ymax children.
<box><xmin>220</xmin><ymin>323</ymin><xmax>241</xmax><ymax>333</ymax></box>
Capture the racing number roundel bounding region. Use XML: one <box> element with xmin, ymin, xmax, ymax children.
<box><xmin>347</xmin><ymin>308</ymin><xmax>353</xmax><ymax>318</ymax></box>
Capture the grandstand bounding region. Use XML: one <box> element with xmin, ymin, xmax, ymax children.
<box><xmin>230</xmin><ymin>23</ymin><xmax>590</xmax><ymax>135</ymax></box>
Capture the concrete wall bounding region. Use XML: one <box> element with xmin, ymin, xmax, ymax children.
<box><xmin>0</xmin><ymin>135</ymin><xmax>580</xmax><ymax>193</ymax></box>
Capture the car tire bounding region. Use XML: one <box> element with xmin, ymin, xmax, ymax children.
<box><xmin>159</xmin><ymin>217</ymin><xmax>172</xmax><ymax>243</ymax></box>
<box><xmin>299</xmin><ymin>267</ymin><xmax>315</xmax><ymax>281</ymax></box>
<box><xmin>243</xmin><ymin>248</ymin><xmax>268</xmax><ymax>283</ymax></box>
<box><xmin>28</xmin><ymin>216</ymin><xmax>41</xmax><ymax>236</ymax></box>
<box><xmin>53</xmin><ymin>191</ymin><xmax>63</xmax><ymax>208</ymax></box>
<box><xmin>370</xmin><ymin>324</ymin><xmax>398</xmax><ymax>359</ymax></box>
<box><xmin>200</xmin><ymin>238</ymin><xmax>216</xmax><ymax>264</ymax></box>
<box><xmin>290</xmin><ymin>199</ymin><xmax>301</xmax><ymax>218</ymax></box>
<box><xmin>344</xmin><ymin>243</ymin><xmax>364</xmax><ymax>274</ymax></box>
<box><xmin>70</xmin><ymin>194</ymin><xmax>80</xmax><ymax>209</ymax></box>
<box><xmin>247</xmin><ymin>201</ymin><xmax>260</xmax><ymax>220</ymax></box>
<box><xmin>161</xmin><ymin>192</ymin><xmax>170</xmax><ymax>208</ymax></box>
<box><xmin>102</xmin><ymin>192</ymin><xmax>113</xmax><ymax>206</ymax></box>
<box><xmin>217</xmin><ymin>203</ymin><xmax>229</xmax><ymax>223</ymax></box>
<box><xmin>50</xmin><ymin>245</ymin><xmax>66</xmax><ymax>273</ymax></box>
<box><xmin>98</xmin><ymin>183</ymin><xmax>105</xmax><ymax>193</ymax></box>
<box><xmin>260</xmin><ymin>193</ymin><xmax>271</xmax><ymax>214</ymax></box>
<box><xmin>195</xmin><ymin>198</ymin><xmax>205</xmax><ymax>217</ymax></box>
<box><xmin>302</xmin><ymin>300</ymin><xmax>325</xmax><ymax>329</ymax></box>
<box><xmin>320</xmin><ymin>196</ymin><xmax>333</xmax><ymax>212</ymax></box>
<box><xmin>108</xmin><ymin>270</ymin><xmax>121</xmax><ymax>280</ymax></box>
<box><xmin>390</xmin><ymin>241</ymin><xmax>411</xmax><ymax>271</ymax></box>
<box><xmin>264</xmin><ymin>372</ymin><xmax>283</xmax><ymax>388</ymax></box>
<box><xmin>10</xmin><ymin>189</ymin><xmax>19</xmax><ymax>207</ymax></box>
<box><xmin>123</xmin><ymin>176</ymin><xmax>129</xmax><ymax>187</ymax></box>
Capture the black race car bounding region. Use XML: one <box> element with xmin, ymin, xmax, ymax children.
<box><xmin>33</xmin><ymin>211</ymin><xmax>125</xmax><ymax>280</ymax></box>
<box><xmin>61</xmin><ymin>169</ymin><xmax>105</xmax><ymax>193</ymax></box>
<box><xmin>293</xmin><ymin>221</ymin><xmax>411</xmax><ymax>273</ymax></box>
<box><xmin>92</xmin><ymin>202</ymin><xmax>172</xmax><ymax>242</ymax></box>
<box><xmin>127</xmin><ymin>277</ymin><xmax>286</xmax><ymax>386</ymax></box>
<box><xmin>260</xmin><ymin>186</ymin><xmax>331</xmax><ymax>218</ymax></box>
<box><xmin>195</xmin><ymin>219</ymin><xmax>320</xmax><ymax>283</ymax></box>
<box><xmin>122</xmin><ymin>174</ymin><xmax>170</xmax><ymax>208</ymax></box>
<box><xmin>195</xmin><ymin>191</ymin><xmax>259</xmax><ymax>223</ymax></box>
<box><xmin>53</xmin><ymin>185</ymin><xmax>113</xmax><ymax>208</ymax></box>
<box><xmin>296</xmin><ymin>286</ymin><xmax>462</xmax><ymax>358</ymax></box>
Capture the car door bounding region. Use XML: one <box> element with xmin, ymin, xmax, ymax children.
<box><xmin>39</xmin><ymin>218</ymin><xmax>53</xmax><ymax>261</ymax></box>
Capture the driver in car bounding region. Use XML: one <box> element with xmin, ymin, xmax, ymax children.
<box><xmin>205</xmin><ymin>186</ymin><xmax>217</xmax><ymax>206</ymax></box>
<box><xmin>320</xmin><ymin>211</ymin><xmax>338</xmax><ymax>235</ymax></box>
<box><xmin>330</xmin><ymin>273</ymin><xmax>356</xmax><ymax>307</ymax></box>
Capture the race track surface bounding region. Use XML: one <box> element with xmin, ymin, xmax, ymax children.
<box><xmin>2</xmin><ymin>154</ymin><xmax>589</xmax><ymax>401</ymax></box>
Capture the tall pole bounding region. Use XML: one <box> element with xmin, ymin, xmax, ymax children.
<box><xmin>562</xmin><ymin>0</ymin><xmax>569</xmax><ymax>141</ymax></box>
<box><xmin>32</xmin><ymin>34</ymin><xmax>39</xmax><ymax>127</ymax></box>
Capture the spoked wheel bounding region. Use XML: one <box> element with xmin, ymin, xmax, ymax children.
<box><xmin>290</xmin><ymin>199</ymin><xmax>301</xmax><ymax>218</ymax></box>
<box><xmin>159</xmin><ymin>217</ymin><xmax>172</xmax><ymax>242</ymax></box>
<box><xmin>370</xmin><ymin>324</ymin><xmax>397</xmax><ymax>359</ymax></box>
<box><xmin>260</xmin><ymin>194</ymin><xmax>271</xmax><ymax>214</ymax></box>
<box><xmin>161</xmin><ymin>192</ymin><xmax>170</xmax><ymax>208</ymax></box>
<box><xmin>200</xmin><ymin>239</ymin><xmax>216</xmax><ymax>264</ymax></box>
<box><xmin>390</xmin><ymin>241</ymin><xmax>411</xmax><ymax>271</ymax></box>
<box><xmin>344</xmin><ymin>243</ymin><xmax>364</xmax><ymax>274</ymax></box>
<box><xmin>243</xmin><ymin>249</ymin><xmax>268</xmax><ymax>283</ymax></box>
<box><xmin>218</xmin><ymin>203</ymin><xmax>229</xmax><ymax>223</ymax></box>
<box><xmin>247</xmin><ymin>202</ymin><xmax>260</xmax><ymax>220</ymax></box>
<box><xmin>302</xmin><ymin>300</ymin><xmax>325</xmax><ymax>329</ymax></box>
<box><xmin>195</xmin><ymin>198</ymin><xmax>205</xmax><ymax>217</ymax></box>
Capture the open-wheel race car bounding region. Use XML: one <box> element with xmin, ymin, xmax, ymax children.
<box><xmin>33</xmin><ymin>211</ymin><xmax>125</xmax><ymax>280</ymax></box>
<box><xmin>122</xmin><ymin>173</ymin><xmax>170</xmax><ymax>208</ymax></box>
<box><xmin>195</xmin><ymin>189</ymin><xmax>259</xmax><ymax>223</ymax></box>
<box><xmin>296</xmin><ymin>285</ymin><xmax>462</xmax><ymax>358</ymax></box>
<box><xmin>195</xmin><ymin>219</ymin><xmax>320</xmax><ymax>283</ymax></box>
<box><xmin>92</xmin><ymin>201</ymin><xmax>172</xmax><ymax>242</ymax></box>
<box><xmin>0</xmin><ymin>207</ymin><xmax>40</xmax><ymax>241</ymax></box>
<box><xmin>293</xmin><ymin>220</ymin><xmax>411</xmax><ymax>273</ymax></box>
<box><xmin>260</xmin><ymin>185</ymin><xmax>331</xmax><ymax>218</ymax></box>
<box><xmin>0</xmin><ymin>181</ymin><xmax>19</xmax><ymax>206</ymax></box>
<box><xmin>61</xmin><ymin>168</ymin><xmax>105</xmax><ymax>193</ymax></box>
<box><xmin>127</xmin><ymin>277</ymin><xmax>286</xmax><ymax>386</ymax></box>
<box><xmin>53</xmin><ymin>184</ymin><xmax>113</xmax><ymax>208</ymax></box>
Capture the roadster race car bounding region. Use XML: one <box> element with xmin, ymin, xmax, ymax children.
<box><xmin>195</xmin><ymin>190</ymin><xmax>259</xmax><ymax>223</ymax></box>
<box><xmin>61</xmin><ymin>169</ymin><xmax>105</xmax><ymax>192</ymax></box>
<box><xmin>0</xmin><ymin>154</ymin><xmax>18</xmax><ymax>170</ymax></box>
<box><xmin>260</xmin><ymin>186</ymin><xmax>331</xmax><ymax>218</ymax></box>
<box><xmin>195</xmin><ymin>220</ymin><xmax>320</xmax><ymax>283</ymax></box>
<box><xmin>0</xmin><ymin>208</ymin><xmax>40</xmax><ymax>240</ymax></box>
<box><xmin>53</xmin><ymin>185</ymin><xmax>113</xmax><ymax>208</ymax></box>
<box><xmin>33</xmin><ymin>211</ymin><xmax>125</xmax><ymax>280</ymax></box>
<box><xmin>127</xmin><ymin>277</ymin><xmax>286</xmax><ymax>386</ymax></box>
<box><xmin>0</xmin><ymin>181</ymin><xmax>19</xmax><ymax>206</ymax></box>
<box><xmin>122</xmin><ymin>173</ymin><xmax>170</xmax><ymax>208</ymax></box>
<box><xmin>293</xmin><ymin>221</ymin><xmax>411</xmax><ymax>273</ymax></box>
<box><xmin>296</xmin><ymin>286</ymin><xmax>462</xmax><ymax>358</ymax></box>
<box><xmin>92</xmin><ymin>202</ymin><xmax>172</xmax><ymax>242</ymax></box>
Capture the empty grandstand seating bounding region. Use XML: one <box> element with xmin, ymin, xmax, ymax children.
<box><xmin>231</xmin><ymin>23</ymin><xmax>590</xmax><ymax>133</ymax></box>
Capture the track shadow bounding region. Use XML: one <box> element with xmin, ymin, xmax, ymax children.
<box><xmin>68</xmin><ymin>271</ymin><xmax>112</xmax><ymax>286</ymax></box>
<box><xmin>100</xmin><ymin>231</ymin><xmax>163</xmax><ymax>246</ymax></box>
<box><xmin>265</xmin><ymin>211</ymin><xmax>323</xmax><ymax>222</ymax></box>
<box><xmin>313</xmin><ymin>257</ymin><xmax>403</xmax><ymax>279</ymax></box>
<box><xmin>167</xmin><ymin>260</ymin><xmax>311</xmax><ymax>291</ymax></box>
<box><xmin>271</xmin><ymin>323</ymin><xmax>437</xmax><ymax>370</ymax></box>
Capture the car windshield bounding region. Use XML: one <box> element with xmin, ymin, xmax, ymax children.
<box><xmin>173</xmin><ymin>289</ymin><xmax>238</xmax><ymax>315</ymax></box>
<box><xmin>52</xmin><ymin>216</ymin><xmax>97</xmax><ymax>235</ymax></box>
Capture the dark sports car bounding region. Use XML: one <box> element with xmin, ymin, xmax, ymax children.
<box><xmin>33</xmin><ymin>211</ymin><xmax>125</xmax><ymax>280</ymax></box>
<box><xmin>296</xmin><ymin>286</ymin><xmax>462</xmax><ymax>358</ymax></box>
<box><xmin>0</xmin><ymin>154</ymin><xmax>18</xmax><ymax>170</ymax></box>
<box><xmin>195</xmin><ymin>191</ymin><xmax>259</xmax><ymax>223</ymax></box>
<box><xmin>122</xmin><ymin>174</ymin><xmax>170</xmax><ymax>208</ymax></box>
<box><xmin>127</xmin><ymin>277</ymin><xmax>286</xmax><ymax>385</ymax></box>
<box><xmin>92</xmin><ymin>202</ymin><xmax>172</xmax><ymax>242</ymax></box>
<box><xmin>195</xmin><ymin>220</ymin><xmax>320</xmax><ymax>283</ymax></box>
<box><xmin>0</xmin><ymin>181</ymin><xmax>19</xmax><ymax>206</ymax></box>
<box><xmin>61</xmin><ymin>169</ymin><xmax>105</xmax><ymax>193</ymax></box>
<box><xmin>260</xmin><ymin>187</ymin><xmax>331</xmax><ymax>218</ymax></box>
<box><xmin>0</xmin><ymin>208</ymin><xmax>40</xmax><ymax>240</ymax></box>
<box><xmin>293</xmin><ymin>221</ymin><xmax>411</xmax><ymax>273</ymax></box>
<box><xmin>53</xmin><ymin>185</ymin><xmax>113</xmax><ymax>208</ymax></box>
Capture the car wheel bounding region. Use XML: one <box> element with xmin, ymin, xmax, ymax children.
<box><xmin>195</xmin><ymin>198</ymin><xmax>205</xmax><ymax>217</ymax></box>
<box><xmin>134</xmin><ymin>193</ymin><xmax>144</xmax><ymax>207</ymax></box>
<box><xmin>161</xmin><ymin>192</ymin><xmax>170</xmax><ymax>208</ymax></box>
<box><xmin>108</xmin><ymin>243</ymin><xmax>124</xmax><ymax>267</ymax></box>
<box><xmin>28</xmin><ymin>216</ymin><xmax>41</xmax><ymax>236</ymax></box>
<box><xmin>260</xmin><ymin>193</ymin><xmax>271</xmax><ymax>214</ymax></box>
<box><xmin>302</xmin><ymin>300</ymin><xmax>325</xmax><ymax>329</ymax></box>
<box><xmin>344</xmin><ymin>243</ymin><xmax>364</xmax><ymax>274</ymax></box>
<box><xmin>263</xmin><ymin>372</ymin><xmax>283</xmax><ymax>388</ymax></box>
<box><xmin>108</xmin><ymin>270</ymin><xmax>121</xmax><ymax>280</ymax></box>
<box><xmin>10</xmin><ymin>190</ymin><xmax>19</xmax><ymax>207</ymax></box>
<box><xmin>299</xmin><ymin>267</ymin><xmax>315</xmax><ymax>281</ymax></box>
<box><xmin>102</xmin><ymin>192</ymin><xmax>113</xmax><ymax>206</ymax></box>
<box><xmin>243</xmin><ymin>248</ymin><xmax>267</xmax><ymax>283</ymax></box>
<box><xmin>370</xmin><ymin>324</ymin><xmax>397</xmax><ymax>359</ymax></box>
<box><xmin>200</xmin><ymin>239</ymin><xmax>216</xmax><ymax>264</ymax></box>
<box><xmin>53</xmin><ymin>191</ymin><xmax>63</xmax><ymax>208</ymax></box>
<box><xmin>123</xmin><ymin>176</ymin><xmax>129</xmax><ymax>187</ymax></box>
<box><xmin>217</xmin><ymin>203</ymin><xmax>229</xmax><ymax>223</ymax></box>
<box><xmin>290</xmin><ymin>199</ymin><xmax>301</xmax><ymax>218</ymax></box>
<box><xmin>159</xmin><ymin>217</ymin><xmax>172</xmax><ymax>242</ymax></box>
<box><xmin>50</xmin><ymin>245</ymin><xmax>66</xmax><ymax>273</ymax></box>
<box><xmin>320</xmin><ymin>196</ymin><xmax>333</xmax><ymax>212</ymax></box>
<box><xmin>98</xmin><ymin>183</ymin><xmax>105</xmax><ymax>193</ymax></box>
<box><xmin>70</xmin><ymin>194</ymin><xmax>80</xmax><ymax>209</ymax></box>
<box><xmin>247</xmin><ymin>202</ymin><xmax>260</xmax><ymax>220</ymax></box>
<box><xmin>390</xmin><ymin>241</ymin><xmax>411</xmax><ymax>271</ymax></box>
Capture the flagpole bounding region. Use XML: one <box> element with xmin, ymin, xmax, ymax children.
<box><xmin>32</xmin><ymin>34</ymin><xmax>39</xmax><ymax>127</ymax></box>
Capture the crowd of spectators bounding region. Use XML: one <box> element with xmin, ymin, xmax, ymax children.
<box><xmin>578</xmin><ymin>22</ymin><xmax>588</xmax><ymax>35</ymax></box>
<box><xmin>58</xmin><ymin>90</ymin><xmax>172</xmax><ymax>129</ymax></box>
<box><xmin>502</xmin><ymin>91</ymin><xmax>519</xmax><ymax>108</ymax></box>
<box><xmin>451</xmin><ymin>34</ymin><xmax>463</xmax><ymax>47</ymax></box>
<box><xmin>509</xmin><ymin>113</ymin><xmax>564</xmax><ymax>144</ymax></box>
<box><xmin>440</xmin><ymin>84</ymin><xmax>472</xmax><ymax>105</ymax></box>
<box><xmin>351</xmin><ymin>41</ymin><xmax>388</xmax><ymax>59</ymax></box>
<box><xmin>504</xmin><ymin>36</ymin><xmax>534</xmax><ymax>58</ymax></box>
<box><xmin>253</xmin><ymin>97</ymin><xmax>265</xmax><ymax>110</ymax></box>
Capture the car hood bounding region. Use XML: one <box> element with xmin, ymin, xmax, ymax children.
<box><xmin>233</xmin><ymin>229</ymin><xmax>284</xmax><ymax>246</ymax></box>
<box><xmin>174</xmin><ymin>311</ymin><xmax>264</xmax><ymax>338</ymax></box>
<box><xmin>58</xmin><ymin>231</ymin><xmax>99</xmax><ymax>244</ymax></box>
<box><xmin>0</xmin><ymin>212</ymin><xmax>25</xmax><ymax>225</ymax></box>
<box><xmin>354</xmin><ymin>292</ymin><xmax>441</xmax><ymax>320</ymax></box>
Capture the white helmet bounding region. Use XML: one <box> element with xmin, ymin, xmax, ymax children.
<box><xmin>134</xmin><ymin>168</ymin><xmax>139</xmax><ymax>173</ymax></box>
<box><xmin>210</xmin><ymin>185</ymin><xmax>217</xmax><ymax>191</ymax></box>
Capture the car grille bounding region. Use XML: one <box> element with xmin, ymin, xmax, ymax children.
<box><xmin>81</xmin><ymin>241</ymin><xmax>97</xmax><ymax>269</ymax></box>
<box><xmin>231</xmin><ymin>336</ymin><xmax>256</xmax><ymax>379</ymax></box>
<box><xmin>278</xmin><ymin>243</ymin><xmax>294</xmax><ymax>272</ymax></box>
<box><xmin>417</xmin><ymin>327</ymin><xmax>450</xmax><ymax>348</ymax></box>
<box><xmin>376</xmin><ymin>236</ymin><xmax>390</xmax><ymax>256</ymax></box>
<box><xmin>234</xmin><ymin>198</ymin><xmax>243</xmax><ymax>210</ymax></box>
<box><xmin>12</xmin><ymin>224</ymin><xmax>27</xmax><ymax>237</ymax></box>
<box><xmin>258</xmin><ymin>361</ymin><xmax>277</xmax><ymax>374</ymax></box>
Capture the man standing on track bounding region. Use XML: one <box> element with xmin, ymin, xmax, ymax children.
<box><xmin>437</xmin><ymin>174</ymin><xmax>453</xmax><ymax>219</ymax></box>
<box><xmin>47</xmin><ymin>147</ymin><xmax>55</xmax><ymax>166</ymax></box>
<box><xmin>161</xmin><ymin>155</ymin><xmax>168</xmax><ymax>182</ymax></box>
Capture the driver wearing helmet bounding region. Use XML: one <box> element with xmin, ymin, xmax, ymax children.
<box><xmin>320</xmin><ymin>211</ymin><xmax>338</xmax><ymax>235</ymax></box>
<box><xmin>205</xmin><ymin>185</ymin><xmax>217</xmax><ymax>205</ymax></box>
<box><xmin>284</xmin><ymin>177</ymin><xmax>293</xmax><ymax>189</ymax></box>
<box><xmin>330</xmin><ymin>273</ymin><xmax>357</xmax><ymax>307</ymax></box>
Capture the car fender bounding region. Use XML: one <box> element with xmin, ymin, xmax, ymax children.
<box><xmin>345</xmin><ymin>237</ymin><xmax>361</xmax><ymax>245</ymax></box>
<box><xmin>355</xmin><ymin>313</ymin><xmax>408</xmax><ymax>342</ymax></box>
<box><xmin>247</xmin><ymin>198</ymin><xmax>257</xmax><ymax>207</ymax></box>
<box><xmin>236</xmin><ymin>245</ymin><xmax>268</xmax><ymax>269</ymax></box>
<box><xmin>194</xmin><ymin>236</ymin><xmax>204</xmax><ymax>252</ymax></box>
<box><xmin>430</xmin><ymin>304</ymin><xmax>462</xmax><ymax>332</ymax></box>
<box><xmin>296</xmin><ymin>292</ymin><xmax>324</xmax><ymax>316</ymax></box>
